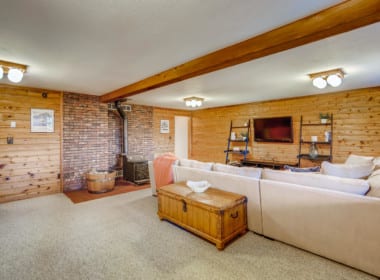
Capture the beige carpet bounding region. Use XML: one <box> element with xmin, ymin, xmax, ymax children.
<box><xmin>0</xmin><ymin>190</ymin><xmax>376</xmax><ymax>280</ymax></box>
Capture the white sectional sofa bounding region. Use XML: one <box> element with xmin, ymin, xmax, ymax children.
<box><xmin>260</xmin><ymin>169</ymin><xmax>380</xmax><ymax>277</ymax></box>
<box><xmin>150</xmin><ymin>156</ymin><xmax>380</xmax><ymax>277</ymax></box>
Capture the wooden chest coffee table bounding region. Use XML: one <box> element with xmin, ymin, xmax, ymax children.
<box><xmin>157</xmin><ymin>182</ymin><xmax>247</xmax><ymax>250</ymax></box>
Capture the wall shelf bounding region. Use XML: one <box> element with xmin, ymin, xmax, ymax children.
<box><xmin>297</xmin><ymin>115</ymin><xmax>333</xmax><ymax>167</ymax></box>
<box><xmin>224</xmin><ymin>150</ymin><xmax>250</xmax><ymax>155</ymax></box>
<box><xmin>297</xmin><ymin>154</ymin><xmax>331</xmax><ymax>161</ymax></box>
<box><xmin>300</xmin><ymin>140</ymin><xmax>331</xmax><ymax>144</ymax></box>
<box><xmin>300</xmin><ymin>123</ymin><xmax>332</xmax><ymax>126</ymax></box>
<box><xmin>224</xmin><ymin>120</ymin><xmax>250</xmax><ymax>164</ymax></box>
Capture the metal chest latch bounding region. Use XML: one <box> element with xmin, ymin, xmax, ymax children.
<box><xmin>230</xmin><ymin>211</ymin><xmax>239</xmax><ymax>219</ymax></box>
<box><xmin>181</xmin><ymin>199</ymin><xmax>187</xmax><ymax>212</ymax></box>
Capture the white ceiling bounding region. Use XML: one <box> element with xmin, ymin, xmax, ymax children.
<box><xmin>1</xmin><ymin>0</ymin><xmax>379</xmax><ymax>110</ymax></box>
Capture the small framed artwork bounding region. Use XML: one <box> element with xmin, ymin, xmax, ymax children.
<box><xmin>31</xmin><ymin>109</ymin><xmax>54</xmax><ymax>132</ymax></box>
<box><xmin>160</xmin><ymin>120</ymin><xmax>169</xmax><ymax>133</ymax></box>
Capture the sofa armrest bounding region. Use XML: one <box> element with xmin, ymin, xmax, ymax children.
<box><xmin>148</xmin><ymin>161</ymin><xmax>156</xmax><ymax>195</ymax></box>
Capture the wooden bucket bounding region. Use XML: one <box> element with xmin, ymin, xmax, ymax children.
<box><xmin>86</xmin><ymin>170</ymin><xmax>116</xmax><ymax>193</ymax></box>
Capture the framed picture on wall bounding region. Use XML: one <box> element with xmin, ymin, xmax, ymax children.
<box><xmin>31</xmin><ymin>109</ymin><xmax>54</xmax><ymax>132</ymax></box>
<box><xmin>160</xmin><ymin>120</ymin><xmax>169</xmax><ymax>133</ymax></box>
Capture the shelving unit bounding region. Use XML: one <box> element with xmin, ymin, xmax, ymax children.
<box><xmin>224</xmin><ymin>120</ymin><xmax>250</xmax><ymax>164</ymax></box>
<box><xmin>297</xmin><ymin>115</ymin><xmax>333</xmax><ymax>167</ymax></box>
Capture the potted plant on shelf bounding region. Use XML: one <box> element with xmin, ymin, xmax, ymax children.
<box><xmin>319</xmin><ymin>113</ymin><xmax>330</xmax><ymax>124</ymax></box>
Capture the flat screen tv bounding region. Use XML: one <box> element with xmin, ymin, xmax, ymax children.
<box><xmin>253</xmin><ymin>116</ymin><xmax>293</xmax><ymax>143</ymax></box>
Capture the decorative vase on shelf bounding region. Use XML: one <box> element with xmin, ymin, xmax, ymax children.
<box><xmin>309</xmin><ymin>142</ymin><xmax>319</xmax><ymax>159</ymax></box>
<box><xmin>230</xmin><ymin>132</ymin><xmax>236</xmax><ymax>140</ymax></box>
<box><xmin>324</xmin><ymin>131</ymin><xmax>331</xmax><ymax>142</ymax></box>
<box><xmin>319</xmin><ymin>113</ymin><xmax>330</xmax><ymax>124</ymax></box>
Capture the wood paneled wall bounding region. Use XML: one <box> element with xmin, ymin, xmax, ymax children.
<box><xmin>153</xmin><ymin>108</ymin><xmax>191</xmax><ymax>157</ymax></box>
<box><xmin>191</xmin><ymin>87</ymin><xmax>380</xmax><ymax>164</ymax></box>
<box><xmin>1</xmin><ymin>84</ymin><xmax>379</xmax><ymax>202</ymax></box>
<box><xmin>0</xmin><ymin>85</ymin><xmax>62</xmax><ymax>202</ymax></box>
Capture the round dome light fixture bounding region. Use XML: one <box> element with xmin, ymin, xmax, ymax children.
<box><xmin>326</xmin><ymin>74</ymin><xmax>342</xmax><ymax>87</ymax></box>
<box><xmin>312</xmin><ymin>77</ymin><xmax>327</xmax><ymax>89</ymax></box>
<box><xmin>184</xmin><ymin>96</ymin><xmax>204</xmax><ymax>108</ymax></box>
<box><xmin>8</xmin><ymin>68</ymin><xmax>24</xmax><ymax>83</ymax></box>
<box><xmin>309</xmin><ymin>68</ymin><xmax>344</xmax><ymax>89</ymax></box>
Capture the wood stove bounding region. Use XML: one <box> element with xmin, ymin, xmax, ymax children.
<box><xmin>123</xmin><ymin>155</ymin><xmax>149</xmax><ymax>185</ymax></box>
<box><xmin>110</xmin><ymin>102</ymin><xmax>150</xmax><ymax>185</ymax></box>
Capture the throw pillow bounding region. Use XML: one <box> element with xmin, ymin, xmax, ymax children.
<box><xmin>262</xmin><ymin>168</ymin><xmax>369</xmax><ymax>195</ymax></box>
<box><xmin>345</xmin><ymin>154</ymin><xmax>374</xmax><ymax>165</ymax></box>
<box><xmin>321</xmin><ymin>161</ymin><xmax>373</xmax><ymax>179</ymax></box>
<box><xmin>237</xmin><ymin>167</ymin><xmax>262</xmax><ymax>179</ymax></box>
<box><xmin>284</xmin><ymin>165</ymin><xmax>320</xmax><ymax>172</ymax></box>
<box><xmin>366</xmin><ymin>169</ymin><xmax>380</xmax><ymax>198</ymax></box>
<box><xmin>213</xmin><ymin>163</ymin><xmax>238</xmax><ymax>176</ymax></box>
<box><xmin>179</xmin><ymin>159</ymin><xmax>195</xmax><ymax>167</ymax></box>
<box><xmin>373</xmin><ymin>157</ymin><xmax>380</xmax><ymax>171</ymax></box>
<box><xmin>179</xmin><ymin>159</ymin><xmax>213</xmax><ymax>171</ymax></box>
<box><xmin>192</xmin><ymin>160</ymin><xmax>213</xmax><ymax>171</ymax></box>
<box><xmin>213</xmin><ymin>163</ymin><xmax>262</xmax><ymax>179</ymax></box>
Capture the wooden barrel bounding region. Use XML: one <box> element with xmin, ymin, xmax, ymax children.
<box><xmin>86</xmin><ymin>170</ymin><xmax>116</xmax><ymax>193</ymax></box>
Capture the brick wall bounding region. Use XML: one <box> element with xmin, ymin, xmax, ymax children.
<box><xmin>125</xmin><ymin>105</ymin><xmax>154</xmax><ymax>160</ymax></box>
<box><xmin>63</xmin><ymin>93</ymin><xmax>116</xmax><ymax>191</ymax></box>
<box><xmin>62</xmin><ymin>96</ymin><xmax>157</xmax><ymax>191</ymax></box>
<box><xmin>61</xmin><ymin>95</ymin><xmax>193</xmax><ymax>191</ymax></box>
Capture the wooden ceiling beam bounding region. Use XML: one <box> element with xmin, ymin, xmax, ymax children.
<box><xmin>100</xmin><ymin>0</ymin><xmax>380</xmax><ymax>103</ymax></box>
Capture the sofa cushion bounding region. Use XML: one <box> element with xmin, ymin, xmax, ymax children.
<box><xmin>373</xmin><ymin>157</ymin><xmax>380</xmax><ymax>171</ymax></box>
<box><xmin>179</xmin><ymin>159</ymin><xmax>213</xmax><ymax>171</ymax></box>
<box><xmin>345</xmin><ymin>154</ymin><xmax>374</xmax><ymax>165</ymax></box>
<box><xmin>262</xmin><ymin>169</ymin><xmax>370</xmax><ymax>195</ymax></box>
<box><xmin>192</xmin><ymin>160</ymin><xmax>213</xmax><ymax>171</ymax></box>
<box><xmin>179</xmin><ymin>159</ymin><xmax>195</xmax><ymax>167</ymax></box>
<box><xmin>213</xmin><ymin>163</ymin><xmax>261</xmax><ymax>179</ymax></box>
<box><xmin>367</xmin><ymin>169</ymin><xmax>380</xmax><ymax>198</ymax></box>
<box><xmin>321</xmin><ymin>161</ymin><xmax>373</xmax><ymax>179</ymax></box>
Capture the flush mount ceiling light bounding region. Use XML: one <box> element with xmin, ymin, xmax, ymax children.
<box><xmin>184</xmin><ymin>96</ymin><xmax>204</xmax><ymax>108</ymax></box>
<box><xmin>0</xmin><ymin>59</ymin><xmax>28</xmax><ymax>83</ymax></box>
<box><xmin>309</xmin><ymin>68</ymin><xmax>344</xmax><ymax>89</ymax></box>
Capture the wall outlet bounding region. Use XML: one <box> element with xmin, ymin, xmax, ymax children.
<box><xmin>10</xmin><ymin>121</ymin><xmax>16</xmax><ymax>128</ymax></box>
<box><xmin>7</xmin><ymin>136</ymin><xmax>14</xmax><ymax>144</ymax></box>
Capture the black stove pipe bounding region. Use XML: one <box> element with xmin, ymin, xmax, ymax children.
<box><xmin>115</xmin><ymin>100</ymin><xmax>127</xmax><ymax>155</ymax></box>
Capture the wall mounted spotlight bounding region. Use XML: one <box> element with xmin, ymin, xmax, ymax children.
<box><xmin>0</xmin><ymin>59</ymin><xmax>28</xmax><ymax>83</ymax></box>
<box><xmin>184</xmin><ymin>96</ymin><xmax>204</xmax><ymax>108</ymax></box>
<box><xmin>309</xmin><ymin>68</ymin><xmax>344</xmax><ymax>89</ymax></box>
